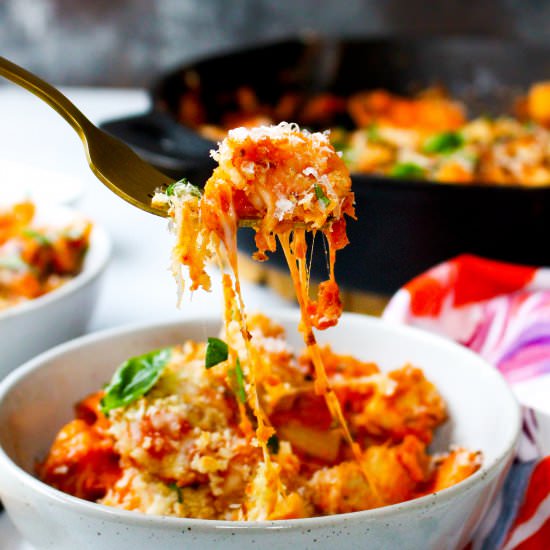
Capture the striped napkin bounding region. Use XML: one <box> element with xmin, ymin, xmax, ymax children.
<box><xmin>383</xmin><ymin>254</ymin><xmax>550</xmax><ymax>550</ymax></box>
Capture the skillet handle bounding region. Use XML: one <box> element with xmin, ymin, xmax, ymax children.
<box><xmin>99</xmin><ymin>111</ymin><xmax>216</xmax><ymax>182</ymax></box>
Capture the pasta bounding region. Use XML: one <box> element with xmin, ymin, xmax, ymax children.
<box><xmin>40</xmin><ymin>313</ymin><xmax>480</xmax><ymax>520</ymax></box>
<box><xmin>40</xmin><ymin>124</ymin><xmax>481</xmax><ymax>520</ymax></box>
<box><xmin>0</xmin><ymin>201</ymin><xmax>91</xmax><ymax>311</ymax></box>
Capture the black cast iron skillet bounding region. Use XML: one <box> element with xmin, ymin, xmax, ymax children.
<box><xmin>101</xmin><ymin>37</ymin><xmax>550</xmax><ymax>295</ymax></box>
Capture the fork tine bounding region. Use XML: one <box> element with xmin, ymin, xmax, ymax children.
<box><xmin>85</xmin><ymin>126</ymin><xmax>174</xmax><ymax>216</ymax></box>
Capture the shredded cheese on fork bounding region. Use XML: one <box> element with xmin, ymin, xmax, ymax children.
<box><xmin>153</xmin><ymin>122</ymin><xmax>373</xmax><ymax>515</ymax></box>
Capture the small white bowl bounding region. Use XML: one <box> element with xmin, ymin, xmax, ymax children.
<box><xmin>0</xmin><ymin>203</ymin><xmax>110</xmax><ymax>378</ymax></box>
<box><xmin>0</xmin><ymin>312</ymin><xmax>520</xmax><ymax>550</ymax></box>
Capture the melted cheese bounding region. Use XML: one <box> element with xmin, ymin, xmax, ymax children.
<box><xmin>158</xmin><ymin>123</ymin><xmax>365</xmax><ymax>515</ymax></box>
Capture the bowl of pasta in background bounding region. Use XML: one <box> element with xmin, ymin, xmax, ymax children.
<box><xmin>0</xmin><ymin>202</ymin><xmax>110</xmax><ymax>377</ymax></box>
<box><xmin>0</xmin><ymin>312</ymin><xmax>520</xmax><ymax>550</ymax></box>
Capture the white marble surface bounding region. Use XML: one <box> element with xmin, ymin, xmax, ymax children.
<box><xmin>0</xmin><ymin>86</ymin><xmax>292</xmax><ymax>548</ymax></box>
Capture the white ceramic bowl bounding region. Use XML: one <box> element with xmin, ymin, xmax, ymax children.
<box><xmin>0</xmin><ymin>312</ymin><xmax>520</xmax><ymax>550</ymax></box>
<box><xmin>0</xmin><ymin>204</ymin><xmax>110</xmax><ymax>378</ymax></box>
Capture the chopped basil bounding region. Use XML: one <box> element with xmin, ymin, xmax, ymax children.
<box><xmin>205</xmin><ymin>337</ymin><xmax>229</xmax><ymax>369</ymax></box>
<box><xmin>329</xmin><ymin>127</ymin><xmax>349</xmax><ymax>152</ymax></box>
<box><xmin>168</xmin><ymin>482</ymin><xmax>183</xmax><ymax>503</ymax></box>
<box><xmin>229</xmin><ymin>358</ymin><xmax>247</xmax><ymax>404</ymax></box>
<box><xmin>165</xmin><ymin>182</ymin><xmax>178</xmax><ymax>196</ymax></box>
<box><xmin>330</xmin><ymin>139</ymin><xmax>347</xmax><ymax>152</ymax></box>
<box><xmin>22</xmin><ymin>229</ymin><xmax>51</xmax><ymax>246</ymax></box>
<box><xmin>100</xmin><ymin>348</ymin><xmax>172</xmax><ymax>415</ymax></box>
<box><xmin>389</xmin><ymin>162</ymin><xmax>425</xmax><ymax>179</ymax></box>
<box><xmin>366</xmin><ymin>123</ymin><xmax>380</xmax><ymax>142</ymax></box>
<box><xmin>422</xmin><ymin>131</ymin><xmax>464</xmax><ymax>155</ymax></box>
<box><xmin>314</xmin><ymin>183</ymin><xmax>331</xmax><ymax>207</ymax></box>
<box><xmin>165</xmin><ymin>178</ymin><xmax>201</xmax><ymax>198</ymax></box>
<box><xmin>267</xmin><ymin>434</ymin><xmax>280</xmax><ymax>454</ymax></box>
<box><xmin>0</xmin><ymin>255</ymin><xmax>28</xmax><ymax>271</ymax></box>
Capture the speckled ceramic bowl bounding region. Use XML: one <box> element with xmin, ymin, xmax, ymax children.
<box><xmin>0</xmin><ymin>312</ymin><xmax>520</xmax><ymax>550</ymax></box>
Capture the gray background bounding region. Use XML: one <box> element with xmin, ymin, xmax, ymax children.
<box><xmin>1</xmin><ymin>0</ymin><xmax>549</xmax><ymax>87</ymax></box>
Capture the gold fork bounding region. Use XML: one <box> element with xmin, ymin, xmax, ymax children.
<box><xmin>0</xmin><ymin>58</ymin><xmax>335</xmax><ymax>229</ymax></box>
<box><xmin>0</xmin><ymin>56</ymin><xmax>173</xmax><ymax>217</ymax></box>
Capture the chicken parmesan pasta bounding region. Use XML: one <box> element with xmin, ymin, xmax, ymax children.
<box><xmin>40</xmin><ymin>124</ymin><xmax>481</xmax><ymax>520</ymax></box>
<box><xmin>40</xmin><ymin>313</ymin><xmax>481</xmax><ymax>520</ymax></box>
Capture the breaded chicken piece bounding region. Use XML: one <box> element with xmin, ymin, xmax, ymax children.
<box><xmin>308</xmin><ymin>435</ymin><xmax>431</xmax><ymax>514</ymax></box>
<box><xmin>351</xmin><ymin>365</ymin><xmax>447</xmax><ymax>443</ymax></box>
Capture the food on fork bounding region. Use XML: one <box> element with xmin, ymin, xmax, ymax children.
<box><xmin>153</xmin><ymin>122</ymin><xmax>354</xmax><ymax>330</ymax></box>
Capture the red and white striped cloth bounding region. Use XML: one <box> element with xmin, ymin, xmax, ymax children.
<box><xmin>383</xmin><ymin>254</ymin><xmax>550</xmax><ymax>549</ymax></box>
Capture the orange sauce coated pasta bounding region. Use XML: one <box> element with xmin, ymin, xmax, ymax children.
<box><xmin>40</xmin><ymin>124</ymin><xmax>481</xmax><ymax>521</ymax></box>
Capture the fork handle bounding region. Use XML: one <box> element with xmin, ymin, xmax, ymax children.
<box><xmin>0</xmin><ymin>56</ymin><xmax>92</xmax><ymax>139</ymax></box>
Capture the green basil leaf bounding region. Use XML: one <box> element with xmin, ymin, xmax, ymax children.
<box><xmin>205</xmin><ymin>337</ymin><xmax>229</xmax><ymax>369</ymax></box>
<box><xmin>22</xmin><ymin>229</ymin><xmax>51</xmax><ymax>246</ymax></box>
<box><xmin>165</xmin><ymin>182</ymin><xmax>179</xmax><ymax>196</ymax></box>
<box><xmin>100</xmin><ymin>348</ymin><xmax>172</xmax><ymax>415</ymax></box>
<box><xmin>314</xmin><ymin>183</ymin><xmax>331</xmax><ymax>207</ymax></box>
<box><xmin>267</xmin><ymin>434</ymin><xmax>280</xmax><ymax>454</ymax></box>
<box><xmin>422</xmin><ymin>131</ymin><xmax>464</xmax><ymax>154</ymax></box>
<box><xmin>168</xmin><ymin>482</ymin><xmax>183</xmax><ymax>503</ymax></box>
<box><xmin>389</xmin><ymin>162</ymin><xmax>425</xmax><ymax>179</ymax></box>
<box><xmin>166</xmin><ymin>178</ymin><xmax>201</xmax><ymax>198</ymax></box>
<box><xmin>366</xmin><ymin>123</ymin><xmax>380</xmax><ymax>142</ymax></box>
<box><xmin>229</xmin><ymin>358</ymin><xmax>247</xmax><ymax>404</ymax></box>
<box><xmin>329</xmin><ymin>127</ymin><xmax>349</xmax><ymax>152</ymax></box>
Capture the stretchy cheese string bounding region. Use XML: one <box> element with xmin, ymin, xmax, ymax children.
<box><xmin>161</xmin><ymin>125</ymin><xmax>374</xmax><ymax>510</ymax></box>
<box><xmin>212</xmin><ymin>195</ymin><xmax>378</xmax><ymax>502</ymax></box>
<box><xmin>278</xmin><ymin>229</ymin><xmax>381</xmax><ymax>501</ymax></box>
<box><xmin>211</xmin><ymin>200</ymin><xmax>285</xmax><ymax>512</ymax></box>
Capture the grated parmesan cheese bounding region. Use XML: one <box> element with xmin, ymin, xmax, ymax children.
<box><xmin>274</xmin><ymin>197</ymin><xmax>295</xmax><ymax>220</ymax></box>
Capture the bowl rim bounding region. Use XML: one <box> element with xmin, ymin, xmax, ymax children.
<box><xmin>0</xmin><ymin>311</ymin><xmax>521</xmax><ymax>531</ymax></box>
<box><xmin>0</xmin><ymin>203</ymin><xmax>111</xmax><ymax>322</ymax></box>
